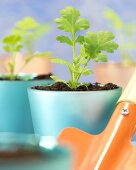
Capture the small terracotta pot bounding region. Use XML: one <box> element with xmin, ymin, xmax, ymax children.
<box><xmin>95</xmin><ymin>63</ymin><xmax>136</xmax><ymax>90</ymax></box>
<box><xmin>0</xmin><ymin>53</ymin><xmax>52</xmax><ymax>75</ymax></box>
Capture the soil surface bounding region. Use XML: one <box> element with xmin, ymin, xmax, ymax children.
<box><xmin>33</xmin><ymin>82</ymin><xmax>119</xmax><ymax>91</ymax></box>
<box><xmin>0</xmin><ymin>73</ymin><xmax>52</xmax><ymax>81</ymax></box>
<box><xmin>34</xmin><ymin>74</ymin><xmax>52</xmax><ymax>80</ymax></box>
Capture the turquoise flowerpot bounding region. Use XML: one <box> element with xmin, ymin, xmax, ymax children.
<box><xmin>28</xmin><ymin>86</ymin><xmax>122</xmax><ymax>138</ymax></box>
<box><xmin>0</xmin><ymin>78</ymin><xmax>53</xmax><ymax>134</ymax></box>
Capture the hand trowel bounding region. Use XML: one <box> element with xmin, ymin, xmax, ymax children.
<box><xmin>58</xmin><ymin>70</ymin><xmax>136</xmax><ymax>170</ymax></box>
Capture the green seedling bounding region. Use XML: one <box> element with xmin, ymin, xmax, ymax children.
<box><xmin>51</xmin><ymin>6</ymin><xmax>118</xmax><ymax>89</ymax></box>
<box><xmin>2</xmin><ymin>17</ymin><xmax>51</xmax><ymax>80</ymax></box>
<box><xmin>105</xmin><ymin>8</ymin><xmax>136</xmax><ymax>65</ymax></box>
<box><xmin>12</xmin><ymin>17</ymin><xmax>51</xmax><ymax>53</ymax></box>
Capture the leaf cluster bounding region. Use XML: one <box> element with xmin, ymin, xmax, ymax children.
<box><xmin>2</xmin><ymin>17</ymin><xmax>51</xmax><ymax>79</ymax></box>
<box><xmin>12</xmin><ymin>17</ymin><xmax>51</xmax><ymax>53</ymax></box>
<box><xmin>52</xmin><ymin>6</ymin><xmax>118</xmax><ymax>89</ymax></box>
<box><xmin>3</xmin><ymin>35</ymin><xmax>22</xmax><ymax>53</ymax></box>
<box><xmin>105</xmin><ymin>8</ymin><xmax>136</xmax><ymax>64</ymax></box>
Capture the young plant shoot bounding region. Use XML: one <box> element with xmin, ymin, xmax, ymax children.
<box><xmin>2</xmin><ymin>17</ymin><xmax>51</xmax><ymax>80</ymax></box>
<box><xmin>51</xmin><ymin>6</ymin><xmax>118</xmax><ymax>89</ymax></box>
<box><xmin>105</xmin><ymin>9</ymin><xmax>136</xmax><ymax>65</ymax></box>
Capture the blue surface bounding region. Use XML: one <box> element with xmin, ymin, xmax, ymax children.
<box><xmin>0</xmin><ymin>79</ymin><xmax>53</xmax><ymax>134</ymax></box>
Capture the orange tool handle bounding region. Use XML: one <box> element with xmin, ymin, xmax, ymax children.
<box><xmin>58</xmin><ymin>71</ymin><xmax>136</xmax><ymax>170</ymax></box>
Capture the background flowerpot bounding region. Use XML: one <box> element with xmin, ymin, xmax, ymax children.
<box><xmin>28</xmin><ymin>87</ymin><xmax>122</xmax><ymax>138</ymax></box>
<box><xmin>95</xmin><ymin>63</ymin><xmax>135</xmax><ymax>90</ymax></box>
<box><xmin>0</xmin><ymin>53</ymin><xmax>52</xmax><ymax>75</ymax></box>
<box><xmin>0</xmin><ymin>78</ymin><xmax>53</xmax><ymax>135</ymax></box>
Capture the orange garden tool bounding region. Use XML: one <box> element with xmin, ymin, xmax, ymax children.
<box><xmin>58</xmin><ymin>70</ymin><xmax>136</xmax><ymax>170</ymax></box>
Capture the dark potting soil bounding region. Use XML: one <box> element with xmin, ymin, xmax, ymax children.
<box><xmin>34</xmin><ymin>74</ymin><xmax>52</xmax><ymax>80</ymax></box>
<box><xmin>0</xmin><ymin>73</ymin><xmax>52</xmax><ymax>81</ymax></box>
<box><xmin>33</xmin><ymin>82</ymin><xmax>119</xmax><ymax>91</ymax></box>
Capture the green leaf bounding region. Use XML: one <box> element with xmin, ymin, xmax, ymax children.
<box><xmin>97</xmin><ymin>32</ymin><xmax>118</xmax><ymax>52</ymax></box>
<box><xmin>15</xmin><ymin>45</ymin><xmax>23</xmax><ymax>52</ymax></box>
<box><xmin>51</xmin><ymin>58</ymin><xmax>73</xmax><ymax>71</ymax></box>
<box><xmin>79</xmin><ymin>46</ymin><xmax>87</xmax><ymax>58</ymax></box>
<box><xmin>84</xmin><ymin>31</ymin><xmax>118</xmax><ymax>60</ymax></box>
<box><xmin>35</xmin><ymin>52</ymin><xmax>52</xmax><ymax>58</ymax></box>
<box><xmin>60</xmin><ymin>6</ymin><xmax>80</xmax><ymax>23</ymax></box>
<box><xmin>94</xmin><ymin>53</ymin><xmax>108</xmax><ymax>62</ymax></box>
<box><xmin>55</xmin><ymin>6</ymin><xmax>90</xmax><ymax>33</ymax></box>
<box><xmin>105</xmin><ymin>9</ymin><xmax>123</xmax><ymax>30</ymax></box>
<box><xmin>12</xmin><ymin>17</ymin><xmax>51</xmax><ymax>53</ymax></box>
<box><xmin>76</xmin><ymin>35</ymin><xmax>85</xmax><ymax>44</ymax></box>
<box><xmin>2</xmin><ymin>35</ymin><xmax>22</xmax><ymax>53</ymax></box>
<box><xmin>3</xmin><ymin>46</ymin><xmax>11</xmax><ymax>52</ymax></box>
<box><xmin>81</xmin><ymin>68</ymin><xmax>94</xmax><ymax>76</ymax></box>
<box><xmin>15</xmin><ymin>17</ymin><xmax>39</xmax><ymax>31</ymax></box>
<box><xmin>75</xmin><ymin>18</ymin><xmax>90</xmax><ymax>32</ymax></box>
<box><xmin>3</xmin><ymin>35</ymin><xmax>22</xmax><ymax>46</ymax></box>
<box><xmin>55</xmin><ymin>18</ymin><xmax>72</xmax><ymax>32</ymax></box>
<box><xmin>50</xmin><ymin>75</ymin><xmax>66</xmax><ymax>83</ymax></box>
<box><xmin>56</xmin><ymin>35</ymin><xmax>72</xmax><ymax>45</ymax></box>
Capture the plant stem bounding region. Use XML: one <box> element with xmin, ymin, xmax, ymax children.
<box><xmin>71</xmin><ymin>31</ymin><xmax>78</xmax><ymax>89</ymax></box>
<box><xmin>9</xmin><ymin>52</ymin><xmax>16</xmax><ymax>80</ymax></box>
<box><xmin>76</xmin><ymin>57</ymin><xmax>91</xmax><ymax>82</ymax></box>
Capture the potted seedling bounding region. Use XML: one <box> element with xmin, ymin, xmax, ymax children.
<box><xmin>28</xmin><ymin>6</ymin><xmax>122</xmax><ymax>138</ymax></box>
<box><xmin>2</xmin><ymin>17</ymin><xmax>52</xmax><ymax>75</ymax></box>
<box><xmin>95</xmin><ymin>9</ymin><xmax>136</xmax><ymax>89</ymax></box>
<box><xmin>0</xmin><ymin>22</ymin><xmax>53</xmax><ymax>148</ymax></box>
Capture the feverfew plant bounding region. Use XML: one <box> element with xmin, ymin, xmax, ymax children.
<box><xmin>12</xmin><ymin>17</ymin><xmax>51</xmax><ymax>53</ymax></box>
<box><xmin>105</xmin><ymin>8</ymin><xmax>136</xmax><ymax>65</ymax></box>
<box><xmin>51</xmin><ymin>6</ymin><xmax>118</xmax><ymax>89</ymax></box>
<box><xmin>2</xmin><ymin>17</ymin><xmax>51</xmax><ymax>80</ymax></box>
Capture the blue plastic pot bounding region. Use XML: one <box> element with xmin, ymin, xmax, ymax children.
<box><xmin>28</xmin><ymin>86</ymin><xmax>122</xmax><ymax>138</ymax></box>
<box><xmin>0</xmin><ymin>78</ymin><xmax>53</xmax><ymax>134</ymax></box>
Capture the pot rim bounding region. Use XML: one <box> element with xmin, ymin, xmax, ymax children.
<box><xmin>28</xmin><ymin>86</ymin><xmax>122</xmax><ymax>93</ymax></box>
<box><xmin>0</xmin><ymin>73</ymin><xmax>52</xmax><ymax>82</ymax></box>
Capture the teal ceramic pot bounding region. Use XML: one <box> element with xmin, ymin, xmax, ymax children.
<box><xmin>0</xmin><ymin>78</ymin><xmax>53</xmax><ymax>134</ymax></box>
<box><xmin>0</xmin><ymin>136</ymin><xmax>71</xmax><ymax>170</ymax></box>
<box><xmin>28</xmin><ymin>87</ymin><xmax>122</xmax><ymax>138</ymax></box>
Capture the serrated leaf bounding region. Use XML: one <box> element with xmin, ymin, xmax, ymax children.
<box><xmin>76</xmin><ymin>35</ymin><xmax>85</xmax><ymax>44</ymax></box>
<box><xmin>79</xmin><ymin>46</ymin><xmax>87</xmax><ymax>58</ymax></box>
<box><xmin>55</xmin><ymin>6</ymin><xmax>90</xmax><ymax>33</ymax></box>
<box><xmin>75</xmin><ymin>18</ymin><xmax>90</xmax><ymax>32</ymax></box>
<box><xmin>15</xmin><ymin>17</ymin><xmax>39</xmax><ymax>31</ymax></box>
<box><xmin>105</xmin><ymin>9</ymin><xmax>123</xmax><ymax>30</ymax></box>
<box><xmin>94</xmin><ymin>53</ymin><xmax>108</xmax><ymax>62</ymax></box>
<box><xmin>60</xmin><ymin>6</ymin><xmax>80</xmax><ymax>23</ymax></box>
<box><xmin>55</xmin><ymin>18</ymin><xmax>72</xmax><ymax>32</ymax></box>
<box><xmin>84</xmin><ymin>31</ymin><xmax>118</xmax><ymax>59</ymax></box>
<box><xmin>97</xmin><ymin>32</ymin><xmax>118</xmax><ymax>52</ymax></box>
<box><xmin>51</xmin><ymin>58</ymin><xmax>73</xmax><ymax>71</ymax></box>
<box><xmin>56</xmin><ymin>35</ymin><xmax>72</xmax><ymax>45</ymax></box>
<box><xmin>82</xmin><ymin>68</ymin><xmax>94</xmax><ymax>76</ymax></box>
<box><xmin>15</xmin><ymin>45</ymin><xmax>23</xmax><ymax>52</ymax></box>
<box><xmin>3</xmin><ymin>46</ymin><xmax>11</xmax><ymax>52</ymax></box>
<box><xmin>3</xmin><ymin>35</ymin><xmax>22</xmax><ymax>46</ymax></box>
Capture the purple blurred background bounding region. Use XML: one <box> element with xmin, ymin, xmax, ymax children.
<box><xmin>0</xmin><ymin>0</ymin><xmax>136</xmax><ymax>82</ymax></box>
